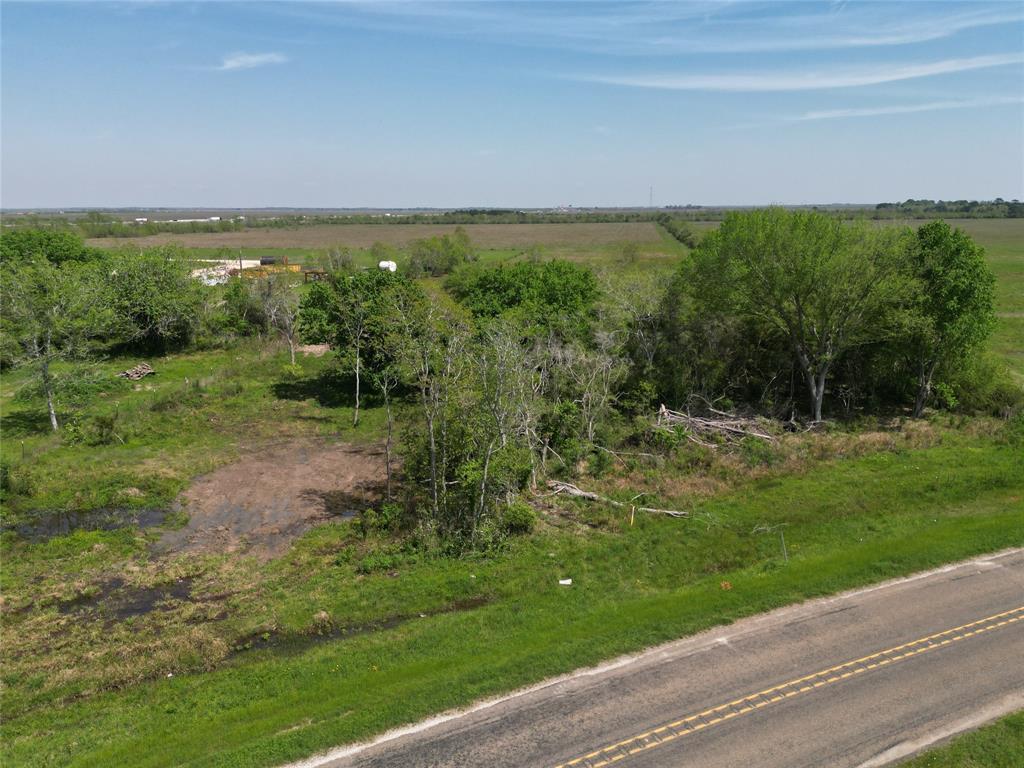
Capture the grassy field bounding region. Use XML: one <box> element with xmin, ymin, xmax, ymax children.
<box><xmin>898</xmin><ymin>711</ymin><xmax>1024</xmax><ymax>767</ymax></box>
<box><xmin>952</xmin><ymin>219</ymin><xmax>1024</xmax><ymax>381</ymax></box>
<box><xmin>87</xmin><ymin>221</ymin><xmax>666</xmax><ymax>249</ymax></box>
<box><xmin>2</xmin><ymin>217</ymin><xmax>1022</xmax><ymax>767</ymax></box>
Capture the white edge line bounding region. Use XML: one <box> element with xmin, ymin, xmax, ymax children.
<box><xmin>280</xmin><ymin>546</ymin><xmax>1023</xmax><ymax>768</ymax></box>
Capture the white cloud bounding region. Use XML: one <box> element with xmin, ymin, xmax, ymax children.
<box><xmin>217</xmin><ymin>52</ymin><xmax>288</xmax><ymax>71</ymax></box>
<box><xmin>576</xmin><ymin>53</ymin><xmax>1024</xmax><ymax>92</ymax></box>
<box><xmin>794</xmin><ymin>96</ymin><xmax>1024</xmax><ymax>121</ymax></box>
<box><xmin>264</xmin><ymin>3</ymin><xmax>1023</xmax><ymax>56</ymax></box>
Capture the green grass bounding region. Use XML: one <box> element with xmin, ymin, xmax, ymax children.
<box><xmin>898</xmin><ymin>711</ymin><xmax>1024</xmax><ymax>767</ymax></box>
<box><xmin>2</xmin><ymin>429</ymin><xmax>1022</xmax><ymax>766</ymax></box>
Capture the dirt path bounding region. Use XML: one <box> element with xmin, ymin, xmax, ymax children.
<box><xmin>158</xmin><ymin>440</ymin><xmax>385</xmax><ymax>558</ymax></box>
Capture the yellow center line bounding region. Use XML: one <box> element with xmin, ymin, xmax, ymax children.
<box><xmin>554</xmin><ymin>605</ymin><xmax>1024</xmax><ymax>768</ymax></box>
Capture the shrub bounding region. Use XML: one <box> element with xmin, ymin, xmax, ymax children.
<box><xmin>359</xmin><ymin>503</ymin><xmax>404</xmax><ymax>536</ymax></box>
<box><xmin>939</xmin><ymin>353</ymin><xmax>1023</xmax><ymax>416</ymax></box>
<box><xmin>502</xmin><ymin>501</ymin><xmax>537</xmax><ymax>535</ymax></box>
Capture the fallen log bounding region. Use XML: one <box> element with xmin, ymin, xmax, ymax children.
<box><xmin>546</xmin><ymin>480</ymin><xmax>688</xmax><ymax>518</ymax></box>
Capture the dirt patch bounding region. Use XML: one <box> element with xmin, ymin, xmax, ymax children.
<box><xmin>87</xmin><ymin>222</ymin><xmax>663</xmax><ymax>250</ymax></box>
<box><xmin>158</xmin><ymin>440</ymin><xmax>385</xmax><ymax>558</ymax></box>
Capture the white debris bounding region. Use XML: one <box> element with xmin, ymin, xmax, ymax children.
<box><xmin>559</xmin><ymin>578</ymin><xmax>573</xmax><ymax>586</ymax></box>
<box><xmin>378</xmin><ymin>260</ymin><xmax>398</xmax><ymax>272</ymax></box>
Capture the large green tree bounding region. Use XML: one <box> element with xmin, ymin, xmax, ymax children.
<box><xmin>905</xmin><ymin>220</ymin><xmax>996</xmax><ymax>417</ymax></box>
<box><xmin>688</xmin><ymin>208</ymin><xmax>910</xmax><ymax>421</ymax></box>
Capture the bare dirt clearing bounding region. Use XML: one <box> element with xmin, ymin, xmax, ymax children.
<box><xmin>158</xmin><ymin>440</ymin><xmax>385</xmax><ymax>558</ymax></box>
<box><xmin>88</xmin><ymin>222</ymin><xmax>663</xmax><ymax>249</ymax></box>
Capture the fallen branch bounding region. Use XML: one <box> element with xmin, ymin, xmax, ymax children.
<box><xmin>656</xmin><ymin>404</ymin><xmax>776</xmax><ymax>442</ymax></box>
<box><xmin>546</xmin><ymin>480</ymin><xmax>688</xmax><ymax>518</ymax></box>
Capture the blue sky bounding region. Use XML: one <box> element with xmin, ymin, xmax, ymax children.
<box><xmin>1</xmin><ymin>1</ymin><xmax>1022</xmax><ymax>207</ymax></box>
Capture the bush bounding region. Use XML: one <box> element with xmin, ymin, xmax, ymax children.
<box><xmin>359</xmin><ymin>503</ymin><xmax>404</xmax><ymax>536</ymax></box>
<box><xmin>939</xmin><ymin>353</ymin><xmax>1023</xmax><ymax>416</ymax></box>
<box><xmin>406</xmin><ymin>227</ymin><xmax>475</xmax><ymax>278</ymax></box>
<box><xmin>446</xmin><ymin>260</ymin><xmax>597</xmax><ymax>326</ymax></box>
<box><xmin>1001</xmin><ymin>410</ymin><xmax>1024</xmax><ymax>447</ymax></box>
<box><xmin>0</xmin><ymin>459</ymin><xmax>32</xmax><ymax>499</ymax></box>
<box><xmin>355</xmin><ymin>544</ymin><xmax>419</xmax><ymax>574</ymax></box>
<box><xmin>501</xmin><ymin>501</ymin><xmax>537</xmax><ymax>535</ymax></box>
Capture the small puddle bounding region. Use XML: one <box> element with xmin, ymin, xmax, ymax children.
<box><xmin>3</xmin><ymin>508</ymin><xmax>171</xmax><ymax>541</ymax></box>
<box><xmin>232</xmin><ymin>595</ymin><xmax>492</xmax><ymax>655</ymax></box>
<box><xmin>58</xmin><ymin>577</ymin><xmax>193</xmax><ymax>619</ymax></box>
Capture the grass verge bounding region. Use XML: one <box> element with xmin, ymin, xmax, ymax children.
<box><xmin>898</xmin><ymin>711</ymin><xmax>1024</xmax><ymax>767</ymax></box>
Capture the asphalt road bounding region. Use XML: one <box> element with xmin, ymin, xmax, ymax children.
<box><xmin>294</xmin><ymin>549</ymin><xmax>1024</xmax><ymax>768</ymax></box>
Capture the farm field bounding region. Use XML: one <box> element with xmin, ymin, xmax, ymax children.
<box><xmin>87</xmin><ymin>221</ymin><xmax>665</xmax><ymax>249</ymax></box>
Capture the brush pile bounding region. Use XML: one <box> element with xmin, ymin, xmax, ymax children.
<box><xmin>117</xmin><ymin>363</ymin><xmax>155</xmax><ymax>381</ymax></box>
<box><xmin>656</xmin><ymin>404</ymin><xmax>775</xmax><ymax>446</ymax></box>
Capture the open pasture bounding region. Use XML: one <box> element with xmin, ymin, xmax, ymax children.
<box><xmin>87</xmin><ymin>221</ymin><xmax>664</xmax><ymax>250</ymax></box>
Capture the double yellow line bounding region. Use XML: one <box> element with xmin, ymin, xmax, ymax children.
<box><xmin>555</xmin><ymin>605</ymin><xmax>1024</xmax><ymax>768</ymax></box>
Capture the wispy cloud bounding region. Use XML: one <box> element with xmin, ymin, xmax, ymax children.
<box><xmin>216</xmin><ymin>52</ymin><xmax>288</xmax><ymax>71</ymax></box>
<box><xmin>575</xmin><ymin>52</ymin><xmax>1024</xmax><ymax>92</ymax></box>
<box><xmin>263</xmin><ymin>2</ymin><xmax>1024</xmax><ymax>56</ymax></box>
<box><xmin>793</xmin><ymin>96</ymin><xmax>1024</xmax><ymax>122</ymax></box>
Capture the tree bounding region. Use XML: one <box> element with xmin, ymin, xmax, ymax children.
<box><xmin>0</xmin><ymin>229</ymin><xmax>105</xmax><ymax>266</ymax></box>
<box><xmin>296</xmin><ymin>281</ymin><xmax>337</xmax><ymax>345</ymax></box>
<box><xmin>365</xmin><ymin>276</ymin><xmax>429</xmax><ymax>499</ymax></box>
<box><xmin>905</xmin><ymin>221</ymin><xmax>996</xmax><ymax>417</ymax></box>
<box><xmin>398</xmin><ymin>311</ymin><xmax>537</xmax><ymax>548</ymax></box>
<box><xmin>407</xmin><ymin>228</ymin><xmax>476</xmax><ymax>278</ymax></box>
<box><xmin>551</xmin><ymin>331</ymin><xmax>627</xmax><ymax>442</ymax></box>
<box><xmin>106</xmin><ymin>246</ymin><xmax>204</xmax><ymax>352</ymax></box>
<box><xmin>296</xmin><ymin>270</ymin><xmax>407</xmax><ymax>426</ymax></box>
<box><xmin>600</xmin><ymin>270</ymin><xmax>663</xmax><ymax>408</ymax></box>
<box><xmin>688</xmin><ymin>208</ymin><xmax>909</xmax><ymax>422</ymax></box>
<box><xmin>0</xmin><ymin>259</ymin><xmax>117</xmax><ymax>431</ymax></box>
<box><xmin>256</xmin><ymin>275</ymin><xmax>301</xmax><ymax>364</ymax></box>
